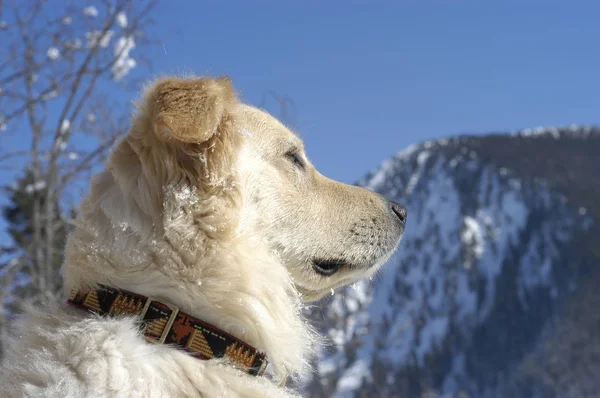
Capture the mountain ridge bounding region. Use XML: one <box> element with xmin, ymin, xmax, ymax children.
<box><xmin>305</xmin><ymin>125</ymin><xmax>599</xmax><ymax>397</ymax></box>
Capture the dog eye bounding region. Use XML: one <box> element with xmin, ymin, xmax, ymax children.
<box><xmin>286</xmin><ymin>151</ymin><xmax>305</xmax><ymax>170</ymax></box>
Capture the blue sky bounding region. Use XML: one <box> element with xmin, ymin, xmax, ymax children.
<box><xmin>142</xmin><ymin>0</ymin><xmax>600</xmax><ymax>184</ymax></box>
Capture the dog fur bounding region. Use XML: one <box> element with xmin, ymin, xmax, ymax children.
<box><xmin>0</xmin><ymin>76</ymin><xmax>405</xmax><ymax>397</ymax></box>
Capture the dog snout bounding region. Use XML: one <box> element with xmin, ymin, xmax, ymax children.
<box><xmin>390</xmin><ymin>202</ymin><xmax>407</xmax><ymax>224</ymax></box>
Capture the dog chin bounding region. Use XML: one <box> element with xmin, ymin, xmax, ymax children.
<box><xmin>294</xmin><ymin>243</ymin><xmax>404</xmax><ymax>302</ymax></box>
<box><xmin>295</xmin><ymin>276</ymin><xmax>358</xmax><ymax>302</ymax></box>
<box><xmin>295</xmin><ymin>284</ymin><xmax>336</xmax><ymax>302</ymax></box>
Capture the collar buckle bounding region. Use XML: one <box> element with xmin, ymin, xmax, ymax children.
<box><xmin>140</xmin><ymin>297</ymin><xmax>179</xmax><ymax>344</ymax></box>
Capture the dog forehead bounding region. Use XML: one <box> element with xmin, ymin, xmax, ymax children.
<box><xmin>237</xmin><ymin>104</ymin><xmax>303</xmax><ymax>150</ymax></box>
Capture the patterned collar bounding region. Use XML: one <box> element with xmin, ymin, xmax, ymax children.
<box><xmin>67</xmin><ymin>284</ymin><xmax>268</xmax><ymax>376</ymax></box>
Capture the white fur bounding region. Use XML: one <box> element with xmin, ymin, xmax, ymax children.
<box><xmin>0</xmin><ymin>77</ymin><xmax>405</xmax><ymax>397</ymax></box>
<box><xmin>1</xmin><ymin>304</ymin><xmax>302</xmax><ymax>398</ymax></box>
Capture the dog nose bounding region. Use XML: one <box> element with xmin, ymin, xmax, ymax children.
<box><xmin>390</xmin><ymin>202</ymin><xmax>407</xmax><ymax>223</ymax></box>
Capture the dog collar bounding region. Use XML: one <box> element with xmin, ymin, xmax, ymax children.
<box><xmin>67</xmin><ymin>284</ymin><xmax>269</xmax><ymax>376</ymax></box>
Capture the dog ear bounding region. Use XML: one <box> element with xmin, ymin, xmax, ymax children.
<box><xmin>149</xmin><ymin>76</ymin><xmax>236</xmax><ymax>143</ymax></box>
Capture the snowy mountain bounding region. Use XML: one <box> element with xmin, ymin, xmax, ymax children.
<box><xmin>304</xmin><ymin>125</ymin><xmax>600</xmax><ymax>398</ymax></box>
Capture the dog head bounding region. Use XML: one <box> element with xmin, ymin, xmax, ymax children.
<box><xmin>105</xmin><ymin>76</ymin><xmax>406</xmax><ymax>301</ymax></box>
<box><xmin>235</xmin><ymin>105</ymin><xmax>406</xmax><ymax>301</ymax></box>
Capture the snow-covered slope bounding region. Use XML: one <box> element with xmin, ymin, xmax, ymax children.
<box><xmin>305</xmin><ymin>126</ymin><xmax>600</xmax><ymax>398</ymax></box>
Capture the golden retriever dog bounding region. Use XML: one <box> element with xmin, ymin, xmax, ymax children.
<box><xmin>0</xmin><ymin>76</ymin><xmax>406</xmax><ymax>397</ymax></box>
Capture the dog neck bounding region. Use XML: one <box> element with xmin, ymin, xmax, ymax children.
<box><xmin>66</xmin><ymin>283</ymin><xmax>270</xmax><ymax>376</ymax></box>
<box><xmin>63</xmin><ymin>171</ymin><xmax>316</xmax><ymax>382</ymax></box>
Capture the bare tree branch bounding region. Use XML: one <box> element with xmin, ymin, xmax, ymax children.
<box><xmin>0</xmin><ymin>0</ymin><xmax>157</xmax><ymax>359</ymax></box>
